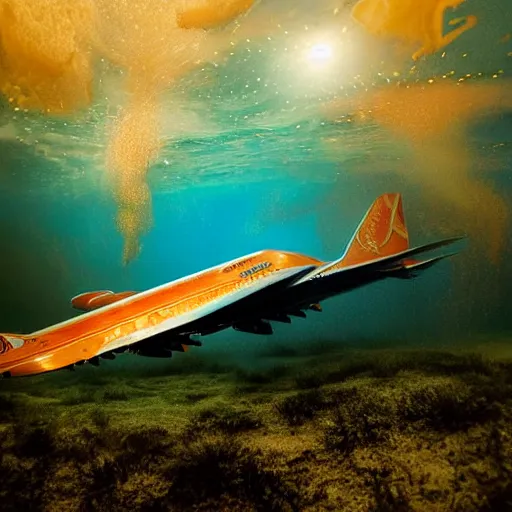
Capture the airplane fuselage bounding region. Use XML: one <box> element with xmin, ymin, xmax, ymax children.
<box><xmin>0</xmin><ymin>250</ymin><xmax>321</xmax><ymax>377</ymax></box>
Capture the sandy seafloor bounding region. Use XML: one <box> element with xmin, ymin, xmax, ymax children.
<box><xmin>2</xmin><ymin>336</ymin><xmax>512</xmax><ymax>511</ymax></box>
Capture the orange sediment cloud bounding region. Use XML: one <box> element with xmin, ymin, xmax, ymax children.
<box><xmin>322</xmin><ymin>80</ymin><xmax>511</xmax><ymax>263</ymax></box>
<box><xmin>176</xmin><ymin>0</ymin><xmax>256</xmax><ymax>29</ymax></box>
<box><xmin>106</xmin><ymin>95</ymin><xmax>160</xmax><ymax>264</ymax></box>
<box><xmin>351</xmin><ymin>0</ymin><xmax>478</xmax><ymax>60</ymax></box>
<box><xmin>0</xmin><ymin>0</ymin><xmax>94</xmax><ymax>113</ymax></box>
<box><xmin>0</xmin><ymin>0</ymin><xmax>257</xmax><ymax>263</ymax></box>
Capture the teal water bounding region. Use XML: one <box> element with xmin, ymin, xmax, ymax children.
<box><xmin>0</xmin><ymin>115</ymin><xmax>510</xmax><ymax>343</ymax></box>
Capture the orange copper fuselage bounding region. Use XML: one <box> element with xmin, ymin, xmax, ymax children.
<box><xmin>0</xmin><ymin>250</ymin><xmax>321</xmax><ymax>377</ymax></box>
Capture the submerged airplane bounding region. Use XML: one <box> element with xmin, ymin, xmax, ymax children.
<box><xmin>0</xmin><ymin>193</ymin><xmax>464</xmax><ymax>378</ymax></box>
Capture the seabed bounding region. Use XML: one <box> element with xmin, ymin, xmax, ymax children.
<box><xmin>1</xmin><ymin>338</ymin><xmax>512</xmax><ymax>511</ymax></box>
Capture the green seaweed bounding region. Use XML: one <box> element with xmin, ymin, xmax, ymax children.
<box><xmin>187</xmin><ymin>407</ymin><xmax>262</xmax><ymax>435</ymax></box>
<box><xmin>90</xmin><ymin>408</ymin><xmax>111</xmax><ymax>429</ymax></box>
<box><xmin>166</xmin><ymin>437</ymin><xmax>302</xmax><ymax>511</ymax></box>
<box><xmin>324</xmin><ymin>388</ymin><xmax>394</xmax><ymax>454</ymax></box>
<box><xmin>0</xmin><ymin>393</ymin><xmax>17</xmax><ymax>423</ymax></box>
<box><xmin>234</xmin><ymin>364</ymin><xmax>290</xmax><ymax>385</ymax></box>
<box><xmin>368</xmin><ymin>467</ymin><xmax>412</xmax><ymax>512</ymax></box>
<box><xmin>102</xmin><ymin>387</ymin><xmax>130</xmax><ymax>402</ymax></box>
<box><xmin>0</xmin><ymin>345</ymin><xmax>512</xmax><ymax>511</ymax></box>
<box><xmin>275</xmin><ymin>389</ymin><xmax>327</xmax><ymax>426</ymax></box>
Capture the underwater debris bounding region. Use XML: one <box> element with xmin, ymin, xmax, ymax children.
<box><xmin>0</xmin><ymin>194</ymin><xmax>463</xmax><ymax>380</ymax></box>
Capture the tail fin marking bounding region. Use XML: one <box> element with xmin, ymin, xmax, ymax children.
<box><xmin>301</xmin><ymin>193</ymin><xmax>410</xmax><ymax>281</ymax></box>
<box><xmin>338</xmin><ymin>192</ymin><xmax>409</xmax><ymax>269</ymax></box>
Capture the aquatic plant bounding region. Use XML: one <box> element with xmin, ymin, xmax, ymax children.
<box><xmin>121</xmin><ymin>427</ymin><xmax>171</xmax><ymax>455</ymax></box>
<box><xmin>82</xmin><ymin>457</ymin><xmax>122</xmax><ymax>510</ymax></box>
<box><xmin>184</xmin><ymin>391</ymin><xmax>210</xmax><ymax>403</ymax></box>
<box><xmin>0</xmin><ymin>393</ymin><xmax>17</xmax><ymax>423</ymax></box>
<box><xmin>13</xmin><ymin>423</ymin><xmax>57</xmax><ymax>459</ymax></box>
<box><xmin>186</xmin><ymin>407</ymin><xmax>262</xmax><ymax>436</ymax></box>
<box><xmin>324</xmin><ymin>388</ymin><xmax>395</xmax><ymax>454</ymax></box>
<box><xmin>294</xmin><ymin>349</ymin><xmax>498</xmax><ymax>389</ymax></box>
<box><xmin>294</xmin><ymin>371</ymin><xmax>325</xmax><ymax>389</ymax></box>
<box><xmin>90</xmin><ymin>408</ymin><xmax>110</xmax><ymax>429</ymax></box>
<box><xmin>400</xmin><ymin>380</ymin><xmax>504</xmax><ymax>432</ymax></box>
<box><xmin>275</xmin><ymin>389</ymin><xmax>327</xmax><ymax>426</ymax></box>
<box><xmin>367</xmin><ymin>467</ymin><xmax>411</xmax><ymax>512</ymax></box>
<box><xmin>234</xmin><ymin>364</ymin><xmax>290</xmax><ymax>385</ymax></box>
<box><xmin>102</xmin><ymin>387</ymin><xmax>130</xmax><ymax>402</ymax></box>
<box><xmin>147</xmin><ymin>354</ymin><xmax>235</xmax><ymax>377</ymax></box>
<box><xmin>166</xmin><ymin>437</ymin><xmax>302</xmax><ymax>511</ymax></box>
<box><xmin>1</xmin><ymin>346</ymin><xmax>512</xmax><ymax>510</ymax></box>
<box><xmin>57</xmin><ymin>426</ymin><xmax>103</xmax><ymax>463</ymax></box>
<box><xmin>59</xmin><ymin>387</ymin><xmax>97</xmax><ymax>405</ymax></box>
<box><xmin>0</xmin><ymin>451</ymin><xmax>48</xmax><ymax>511</ymax></box>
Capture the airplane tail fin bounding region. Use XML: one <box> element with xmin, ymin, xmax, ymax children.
<box><xmin>295</xmin><ymin>192</ymin><xmax>464</xmax><ymax>287</ymax></box>
<box><xmin>307</xmin><ymin>193</ymin><xmax>409</xmax><ymax>279</ymax></box>
<box><xmin>337</xmin><ymin>192</ymin><xmax>409</xmax><ymax>268</ymax></box>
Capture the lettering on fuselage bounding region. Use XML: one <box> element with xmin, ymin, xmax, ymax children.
<box><xmin>222</xmin><ymin>257</ymin><xmax>255</xmax><ymax>273</ymax></box>
<box><xmin>240</xmin><ymin>261</ymin><xmax>272</xmax><ymax>278</ymax></box>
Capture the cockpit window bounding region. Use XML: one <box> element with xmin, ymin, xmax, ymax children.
<box><xmin>0</xmin><ymin>335</ymin><xmax>24</xmax><ymax>354</ymax></box>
